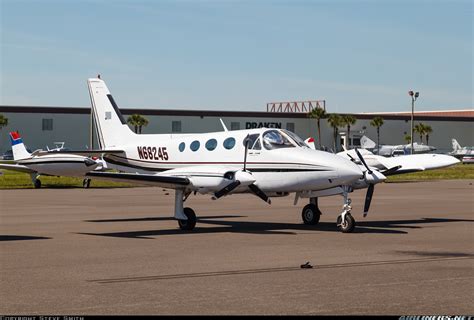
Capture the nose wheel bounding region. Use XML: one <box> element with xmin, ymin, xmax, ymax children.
<box><xmin>337</xmin><ymin>213</ymin><xmax>356</xmax><ymax>233</ymax></box>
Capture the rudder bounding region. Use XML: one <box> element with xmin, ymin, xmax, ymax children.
<box><xmin>88</xmin><ymin>78</ymin><xmax>135</xmax><ymax>149</ymax></box>
<box><xmin>9</xmin><ymin>131</ymin><xmax>31</xmax><ymax>160</ymax></box>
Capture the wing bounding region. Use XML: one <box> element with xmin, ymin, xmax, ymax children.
<box><xmin>0</xmin><ymin>163</ymin><xmax>36</xmax><ymax>174</ymax></box>
<box><xmin>86</xmin><ymin>171</ymin><xmax>190</xmax><ymax>189</ymax></box>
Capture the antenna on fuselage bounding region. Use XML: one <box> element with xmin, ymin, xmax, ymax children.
<box><xmin>219</xmin><ymin>118</ymin><xmax>228</xmax><ymax>132</ymax></box>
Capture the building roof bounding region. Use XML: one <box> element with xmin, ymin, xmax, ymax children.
<box><xmin>0</xmin><ymin>106</ymin><xmax>473</xmax><ymax>122</ymax></box>
<box><xmin>359</xmin><ymin>109</ymin><xmax>474</xmax><ymax>118</ymax></box>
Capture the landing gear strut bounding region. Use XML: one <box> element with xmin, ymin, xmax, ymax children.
<box><xmin>337</xmin><ymin>187</ymin><xmax>356</xmax><ymax>233</ymax></box>
<box><xmin>30</xmin><ymin>173</ymin><xmax>41</xmax><ymax>189</ymax></box>
<box><xmin>301</xmin><ymin>197</ymin><xmax>321</xmax><ymax>225</ymax></box>
<box><xmin>175</xmin><ymin>189</ymin><xmax>197</xmax><ymax>231</ymax></box>
<box><xmin>82</xmin><ymin>178</ymin><xmax>91</xmax><ymax>188</ymax></box>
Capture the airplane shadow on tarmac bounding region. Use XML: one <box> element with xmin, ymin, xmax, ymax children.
<box><xmin>79</xmin><ymin>215</ymin><xmax>474</xmax><ymax>239</ymax></box>
<box><xmin>0</xmin><ymin>235</ymin><xmax>51</xmax><ymax>241</ymax></box>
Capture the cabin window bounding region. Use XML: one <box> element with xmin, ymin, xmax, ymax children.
<box><xmin>205</xmin><ymin>139</ymin><xmax>217</xmax><ymax>151</ymax></box>
<box><xmin>179</xmin><ymin>142</ymin><xmax>185</xmax><ymax>152</ymax></box>
<box><xmin>243</xmin><ymin>134</ymin><xmax>261</xmax><ymax>150</ymax></box>
<box><xmin>223</xmin><ymin>137</ymin><xmax>236</xmax><ymax>150</ymax></box>
<box><xmin>262</xmin><ymin>130</ymin><xmax>295</xmax><ymax>150</ymax></box>
<box><xmin>190</xmin><ymin>140</ymin><xmax>200</xmax><ymax>151</ymax></box>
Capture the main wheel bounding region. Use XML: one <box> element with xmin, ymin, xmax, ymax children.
<box><xmin>337</xmin><ymin>213</ymin><xmax>356</xmax><ymax>233</ymax></box>
<box><xmin>178</xmin><ymin>207</ymin><xmax>197</xmax><ymax>231</ymax></box>
<box><xmin>34</xmin><ymin>179</ymin><xmax>42</xmax><ymax>189</ymax></box>
<box><xmin>301</xmin><ymin>204</ymin><xmax>321</xmax><ymax>225</ymax></box>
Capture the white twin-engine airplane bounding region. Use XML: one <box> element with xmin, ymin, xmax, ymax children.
<box><xmin>82</xmin><ymin>78</ymin><xmax>386</xmax><ymax>233</ymax></box>
<box><xmin>0</xmin><ymin>132</ymin><xmax>102</xmax><ymax>188</ymax></box>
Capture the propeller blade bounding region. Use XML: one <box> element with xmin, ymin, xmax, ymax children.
<box><xmin>243</xmin><ymin>134</ymin><xmax>250</xmax><ymax>172</ymax></box>
<box><xmin>363</xmin><ymin>184</ymin><xmax>375</xmax><ymax>217</ymax></box>
<box><xmin>354</xmin><ymin>148</ymin><xmax>372</xmax><ymax>174</ymax></box>
<box><xmin>214</xmin><ymin>180</ymin><xmax>241</xmax><ymax>199</ymax></box>
<box><xmin>248</xmin><ymin>183</ymin><xmax>271</xmax><ymax>204</ymax></box>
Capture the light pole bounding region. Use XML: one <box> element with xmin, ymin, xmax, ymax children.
<box><xmin>408</xmin><ymin>90</ymin><xmax>419</xmax><ymax>154</ymax></box>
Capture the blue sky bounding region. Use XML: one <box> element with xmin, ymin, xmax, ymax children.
<box><xmin>1</xmin><ymin>0</ymin><xmax>472</xmax><ymax>112</ymax></box>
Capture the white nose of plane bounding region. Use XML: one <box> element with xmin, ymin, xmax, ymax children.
<box><xmin>337</xmin><ymin>158</ymin><xmax>365</xmax><ymax>185</ymax></box>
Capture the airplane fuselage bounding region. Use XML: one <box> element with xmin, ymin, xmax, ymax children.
<box><xmin>103</xmin><ymin>128</ymin><xmax>363</xmax><ymax>194</ymax></box>
<box><xmin>18</xmin><ymin>154</ymin><xmax>99</xmax><ymax>176</ymax></box>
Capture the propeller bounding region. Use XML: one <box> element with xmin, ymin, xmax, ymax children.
<box><xmin>213</xmin><ymin>135</ymin><xmax>271</xmax><ymax>204</ymax></box>
<box><xmin>354</xmin><ymin>148</ymin><xmax>377</xmax><ymax>217</ymax></box>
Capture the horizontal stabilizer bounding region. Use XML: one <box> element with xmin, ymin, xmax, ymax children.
<box><xmin>37</xmin><ymin>149</ymin><xmax>125</xmax><ymax>156</ymax></box>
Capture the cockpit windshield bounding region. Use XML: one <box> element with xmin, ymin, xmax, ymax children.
<box><xmin>262</xmin><ymin>130</ymin><xmax>296</xmax><ymax>150</ymax></box>
<box><xmin>281</xmin><ymin>129</ymin><xmax>308</xmax><ymax>148</ymax></box>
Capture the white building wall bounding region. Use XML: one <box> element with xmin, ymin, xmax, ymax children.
<box><xmin>0</xmin><ymin>110</ymin><xmax>472</xmax><ymax>155</ymax></box>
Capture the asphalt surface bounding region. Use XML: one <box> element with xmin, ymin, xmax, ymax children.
<box><xmin>0</xmin><ymin>180</ymin><xmax>473</xmax><ymax>315</ymax></box>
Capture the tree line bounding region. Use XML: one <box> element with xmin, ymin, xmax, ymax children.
<box><xmin>308</xmin><ymin>108</ymin><xmax>433</xmax><ymax>152</ymax></box>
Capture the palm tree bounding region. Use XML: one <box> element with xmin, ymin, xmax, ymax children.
<box><xmin>0</xmin><ymin>114</ymin><xmax>8</xmax><ymax>129</ymax></box>
<box><xmin>369</xmin><ymin>116</ymin><xmax>384</xmax><ymax>154</ymax></box>
<box><xmin>308</xmin><ymin>107</ymin><xmax>327</xmax><ymax>149</ymax></box>
<box><xmin>340</xmin><ymin>114</ymin><xmax>357</xmax><ymax>149</ymax></box>
<box><xmin>424</xmin><ymin>124</ymin><xmax>433</xmax><ymax>145</ymax></box>
<box><xmin>414</xmin><ymin>123</ymin><xmax>426</xmax><ymax>143</ymax></box>
<box><xmin>127</xmin><ymin>114</ymin><xmax>149</xmax><ymax>134</ymax></box>
<box><xmin>327</xmin><ymin>114</ymin><xmax>341</xmax><ymax>152</ymax></box>
<box><xmin>404</xmin><ymin>134</ymin><xmax>411</xmax><ymax>144</ymax></box>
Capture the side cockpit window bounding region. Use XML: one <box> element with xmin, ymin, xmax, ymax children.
<box><xmin>281</xmin><ymin>129</ymin><xmax>308</xmax><ymax>148</ymax></box>
<box><xmin>243</xmin><ymin>134</ymin><xmax>261</xmax><ymax>150</ymax></box>
<box><xmin>262</xmin><ymin>130</ymin><xmax>295</xmax><ymax>150</ymax></box>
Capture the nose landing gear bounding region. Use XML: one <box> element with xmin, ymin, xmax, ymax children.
<box><xmin>337</xmin><ymin>187</ymin><xmax>356</xmax><ymax>233</ymax></box>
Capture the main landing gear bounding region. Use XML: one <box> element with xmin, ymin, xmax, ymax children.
<box><xmin>30</xmin><ymin>173</ymin><xmax>41</xmax><ymax>189</ymax></box>
<box><xmin>82</xmin><ymin>178</ymin><xmax>91</xmax><ymax>188</ymax></box>
<box><xmin>175</xmin><ymin>189</ymin><xmax>197</xmax><ymax>231</ymax></box>
<box><xmin>301</xmin><ymin>197</ymin><xmax>321</xmax><ymax>225</ymax></box>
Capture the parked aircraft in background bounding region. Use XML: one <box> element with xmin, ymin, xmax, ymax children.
<box><xmin>337</xmin><ymin>148</ymin><xmax>459</xmax><ymax>176</ymax></box>
<box><xmin>360</xmin><ymin>135</ymin><xmax>436</xmax><ymax>156</ymax></box>
<box><xmin>450</xmin><ymin>139</ymin><xmax>473</xmax><ymax>159</ymax></box>
<box><xmin>0</xmin><ymin>132</ymin><xmax>103</xmax><ymax>188</ymax></box>
<box><xmin>49</xmin><ymin>78</ymin><xmax>390</xmax><ymax>233</ymax></box>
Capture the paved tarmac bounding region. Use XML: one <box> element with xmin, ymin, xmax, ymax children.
<box><xmin>0</xmin><ymin>180</ymin><xmax>473</xmax><ymax>315</ymax></box>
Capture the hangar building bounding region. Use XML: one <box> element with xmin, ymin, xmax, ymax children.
<box><xmin>0</xmin><ymin>104</ymin><xmax>472</xmax><ymax>155</ymax></box>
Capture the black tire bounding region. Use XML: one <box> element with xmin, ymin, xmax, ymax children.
<box><xmin>337</xmin><ymin>213</ymin><xmax>356</xmax><ymax>233</ymax></box>
<box><xmin>34</xmin><ymin>179</ymin><xmax>41</xmax><ymax>189</ymax></box>
<box><xmin>301</xmin><ymin>204</ymin><xmax>321</xmax><ymax>225</ymax></box>
<box><xmin>178</xmin><ymin>207</ymin><xmax>197</xmax><ymax>231</ymax></box>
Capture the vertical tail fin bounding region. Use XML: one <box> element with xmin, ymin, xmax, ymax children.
<box><xmin>451</xmin><ymin>139</ymin><xmax>462</xmax><ymax>151</ymax></box>
<box><xmin>87</xmin><ymin>78</ymin><xmax>135</xmax><ymax>149</ymax></box>
<box><xmin>360</xmin><ymin>135</ymin><xmax>376</xmax><ymax>149</ymax></box>
<box><xmin>9</xmin><ymin>131</ymin><xmax>31</xmax><ymax>160</ymax></box>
